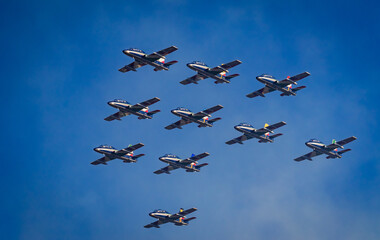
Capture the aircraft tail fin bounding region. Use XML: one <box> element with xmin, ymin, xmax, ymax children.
<box><xmin>147</xmin><ymin>110</ymin><xmax>160</xmax><ymax>116</ymax></box>
<box><xmin>163</xmin><ymin>60</ymin><xmax>178</xmax><ymax>68</ymax></box>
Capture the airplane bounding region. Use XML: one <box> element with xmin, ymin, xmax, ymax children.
<box><xmin>226</xmin><ymin>122</ymin><xmax>286</xmax><ymax>145</ymax></box>
<box><xmin>294</xmin><ymin>137</ymin><xmax>357</xmax><ymax>162</ymax></box>
<box><xmin>246</xmin><ymin>72</ymin><xmax>311</xmax><ymax>98</ymax></box>
<box><xmin>180</xmin><ymin>60</ymin><xmax>242</xmax><ymax>85</ymax></box>
<box><xmin>91</xmin><ymin>143</ymin><xmax>145</xmax><ymax>165</ymax></box>
<box><xmin>165</xmin><ymin>105</ymin><xmax>223</xmax><ymax>130</ymax></box>
<box><xmin>154</xmin><ymin>153</ymin><xmax>210</xmax><ymax>174</ymax></box>
<box><xmin>119</xmin><ymin>46</ymin><xmax>178</xmax><ymax>72</ymax></box>
<box><xmin>104</xmin><ymin>97</ymin><xmax>160</xmax><ymax>121</ymax></box>
<box><xmin>144</xmin><ymin>208</ymin><xmax>197</xmax><ymax>228</ymax></box>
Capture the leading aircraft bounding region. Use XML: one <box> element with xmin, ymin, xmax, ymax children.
<box><xmin>180</xmin><ymin>60</ymin><xmax>242</xmax><ymax>85</ymax></box>
<box><xmin>226</xmin><ymin>122</ymin><xmax>286</xmax><ymax>145</ymax></box>
<box><xmin>154</xmin><ymin>153</ymin><xmax>210</xmax><ymax>174</ymax></box>
<box><xmin>165</xmin><ymin>105</ymin><xmax>223</xmax><ymax>130</ymax></box>
<box><xmin>91</xmin><ymin>143</ymin><xmax>145</xmax><ymax>165</ymax></box>
<box><xmin>119</xmin><ymin>46</ymin><xmax>178</xmax><ymax>73</ymax></box>
<box><xmin>246</xmin><ymin>72</ymin><xmax>311</xmax><ymax>98</ymax></box>
<box><xmin>104</xmin><ymin>97</ymin><xmax>160</xmax><ymax>121</ymax></box>
<box><xmin>294</xmin><ymin>137</ymin><xmax>357</xmax><ymax>161</ymax></box>
<box><xmin>144</xmin><ymin>208</ymin><xmax>197</xmax><ymax>228</ymax></box>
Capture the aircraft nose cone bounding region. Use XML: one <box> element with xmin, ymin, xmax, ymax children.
<box><xmin>149</xmin><ymin>213</ymin><xmax>154</xmax><ymax>217</ymax></box>
<box><xmin>108</xmin><ymin>101</ymin><xmax>114</xmax><ymax>106</ymax></box>
<box><xmin>123</xmin><ymin>49</ymin><xmax>129</xmax><ymax>54</ymax></box>
<box><xmin>186</xmin><ymin>63</ymin><xmax>192</xmax><ymax>67</ymax></box>
<box><xmin>171</xmin><ymin>109</ymin><xmax>177</xmax><ymax>114</ymax></box>
<box><xmin>234</xmin><ymin>125</ymin><xmax>240</xmax><ymax>130</ymax></box>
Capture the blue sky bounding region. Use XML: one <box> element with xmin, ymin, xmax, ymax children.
<box><xmin>2</xmin><ymin>0</ymin><xmax>380</xmax><ymax>239</ymax></box>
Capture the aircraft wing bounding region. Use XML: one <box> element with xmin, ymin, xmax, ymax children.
<box><xmin>104</xmin><ymin>111</ymin><xmax>130</xmax><ymax>121</ymax></box>
<box><xmin>278</xmin><ymin>72</ymin><xmax>311</xmax><ymax>86</ymax></box>
<box><xmin>193</xmin><ymin>105</ymin><xmax>223</xmax><ymax>118</ymax></box>
<box><xmin>325</xmin><ymin>136</ymin><xmax>357</xmax><ymax>151</ymax></box>
<box><xmin>130</xmin><ymin>97</ymin><xmax>160</xmax><ymax>111</ymax></box>
<box><xmin>226</xmin><ymin>134</ymin><xmax>253</xmax><ymax>145</ymax></box>
<box><xmin>180</xmin><ymin>74</ymin><xmax>207</xmax><ymax>85</ymax></box>
<box><xmin>294</xmin><ymin>150</ymin><xmax>323</xmax><ymax>161</ymax></box>
<box><xmin>119</xmin><ymin>61</ymin><xmax>146</xmax><ymax>72</ymax></box>
<box><xmin>246</xmin><ymin>86</ymin><xmax>276</xmax><ymax>98</ymax></box>
<box><xmin>144</xmin><ymin>220</ymin><xmax>166</xmax><ymax>228</ymax></box>
<box><xmin>154</xmin><ymin>165</ymin><xmax>179</xmax><ymax>174</ymax></box>
<box><xmin>169</xmin><ymin>208</ymin><xmax>197</xmax><ymax>220</ymax></box>
<box><xmin>146</xmin><ymin>46</ymin><xmax>178</xmax><ymax>60</ymax></box>
<box><xmin>209</xmin><ymin>60</ymin><xmax>242</xmax><ymax>73</ymax></box>
<box><xmin>165</xmin><ymin>118</ymin><xmax>192</xmax><ymax>130</ymax></box>
<box><xmin>91</xmin><ymin>155</ymin><xmax>115</xmax><ymax>165</ymax></box>
<box><xmin>116</xmin><ymin>143</ymin><xmax>144</xmax><ymax>156</ymax></box>
<box><xmin>256</xmin><ymin>121</ymin><xmax>287</xmax><ymax>135</ymax></box>
<box><xmin>181</xmin><ymin>152</ymin><xmax>210</xmax><ymax>165</ymax></box>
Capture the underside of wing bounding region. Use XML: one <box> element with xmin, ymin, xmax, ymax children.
<box><xmin>165</xmin><ymin>118</ymin><xmax>192</xmax><ymax>130</ymax></box>
<box><xmin>91</xmin><ymin>155</ymin><xmax>114</xmax><ymax>165</ymax></box>
<box><xmin>144</xmin><ymin>220</ymin><xmax>163</xmax><ymax>228</ymax></box>
<box><xmin>226</xmin><ymin>134</ymin><xmax>252</xmax><ymax>145</ymax></box>
<box><xmin>116</xmin><ymin>143</ymin><xmax>144</xmax><ymax>155</ymax></box>
<box><xmin>193</xmin><ymin>105</ymin><xmax>223</xmax><ymax>118</ymax></box>
<box><xmin>104</xmin><ymin>111</ymin><xmax>130</xmax><ymax>121</ymax></box>
<box><xmin>181</xmin><ymin>152</ymin><xmax>210</xmax><ymax>164</ymax></box>
<box><xmin>246</xmin><ymin>86</ymin><xmax>275</xmax><ymax>98</ymax></box>
<box><xmin>209</xmin><ymin>60</ymin><xmax>242</xmax><ymax>73</ymax></box>
<box><xmin>119</xmin><ymin>61</ymin><xmax>146</xmax><ymax>72</ymax></box>
<box><xmin>180</xmin><ymin>74</ymin><xmax>207</xmax><ymax>85</ymax></box>
<box><xmin>154</xmin><ymin>165</ymin><xmax>179</xmax><ymax>174</ymax></box>
<box><xmin>278</xmin><ymin>72</ymin><xmax>310</xmax><ymax>86</ymax></box>
<box><xmin>131</xmin><ymin>97</ymin><xmax>160</xmax><ymax>111</ymax></box>
<box><xmin>146</xmin><ymin>46</ymin><xmax>178</xmax><ymax>60</ymax></box>
<box><xmin>294</xmin><ymin>150</ymin><xmax>322</xmax><ymax>161</ymax></box>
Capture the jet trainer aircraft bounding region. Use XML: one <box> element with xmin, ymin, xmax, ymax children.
<box><xmin>144</xmin><ymin>208</ymin><xmax>197</xmax><ymax>228</ymax></box>
<box><xmin>91</xmin><ymin>143</ymin><xmax>145</xmax><ymax>165</ymax></box>
<box><xmin>246</xmin><ymin>72</ymin><xmax>311</xmax><ymax>98</ymax></box>
<box><xmin>226</xmin><ymin>122</ymin><xmax>286</xmax><ymax>145</ymax></box>
<box><xmin>154</xmin><ymin>153</ymin><xmax>210</xmax><ymax>174</ymax></box>
<box><xmin>119</xmin><ymin>46</ymin><xmax>178</xmax><ymax>72</ymax></box>
<box><xmin>165</xmin><ymin>105</ymin><xmax>223</xmax><ymax>130</ymax></box>
<box><xmin>104</xmin><ymin>97</ymin><xmax>160</xmax><ymax>121</ymax></box>
<box><xmin>180</xmin><ymin>60</ymin><xmax>242</xmax><ymax>85</ymax></box>
<box><xmin>294</xmin><ymin>137</ymin><xmax>357</xmax><ymax>162</ymax></box>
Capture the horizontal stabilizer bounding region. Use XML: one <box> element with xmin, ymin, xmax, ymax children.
<box><xmin>131</xmin><ymin>153</ymin><xmax>145</xmax><ymax>160</ymax></box>
<box><xmin>147</xmin><ymin>109</ymin><xmax>160</xmax><ymax>116</ymax></box>
<box><xmin>184</xmin><ymin>217</ymin><xmax>196</xmax><ymax>223</ymax></box>
<box><xmin>269</xmin><ymin>133</ymin><xmax>283</xmax><ymax>139</ymax></box>
<box><xmin>208</xmin><ymin>117</ymin><xmax>221</xmax><ymax>124</ymax></box>
<box><xmin>163</xmin><ymin>60</ymin><xmax>178</xmax><ymax>67</ymax></box>
<box><xmin>196</xmin><ymin>163</ymin><xmax>208</xmax><ymax>168</ymax></box>
<box><xmin>225</xmin><ymin>73</ymin><xmax>239</xmax><ymax>80</ymax></box>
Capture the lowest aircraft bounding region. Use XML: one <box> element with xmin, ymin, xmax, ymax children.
<box><xmin>226</xmin><ymin>122</ymin><xmax>286</xmax><ymax>145</ymax></box>
<box><xmin>246</xmin><ymin>72</ymin><xmax>311</xmax><ymax>98</ymax></box>
<box><xmin>104</xmin><ymin>97</ymin><xmax>160</xmax><ymax>121</ymax></box>
<box><xmin>165</xmin><ymin>105</ymin><xmax>223</xmax><ymax>130</ymax></box>
<box><xmin>180</xmin><ymin>60</ymin><xmax>242</xmax><ymax>85</ymax></box>
<box><xmin>91</xmin><ymin>143</ymin><xmax>145</xmax><ymax>165</ymax></box>
<box><xmin>294</xmin><ymin>137</ymin><xmax>357</xmax><ymax>161</ymax></box>
<box><xmin>154</xmin><ymin>153</ymin><xmax>210</xmax><ymax>174</ymax></box>
<box><xmin>119</xmin><ymin>46</ymin><xmax>178</xmax><ymax>72</ymax></box>
<box><xmin>144</xmin><ymin>208</ymin><xmax>197</xmax><ymax>228</ymax></box>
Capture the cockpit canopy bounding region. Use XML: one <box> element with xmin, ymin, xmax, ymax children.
<box><xmin>154</xmin><ymin>209</ymin><xmax>168</xmax><ymax>213</ymax></box>
<box><xmin>98</xmin><ymin>145</ymin><xmax>115</xmax><ymax>149</ymax></box>
<box><xmin>126</xmin><ymin>48</ymin><xmax>145</xmax><ymax>53</ymax></box>
<box><xmin>163</xmin><ymin>154</ymin><xmax>180</xmax><ymax>159</ymax></box>
<box><xmin>175</xmin><ymin>107</ymin><xmax>190</xmax><ymax>112</ymax></box>
<box><xmin>309</xmin><ymin>139</ymin><xmax>321</xmax><ymax>143</ymax></box>
<box><xmin>258</xmin><ymin>74</ymin><xmax>275</xmax><ymax>79</ymax></box>
<box><xmin>190</xmin><ymin>61</ymin><xmax>208</xmax><ymax>67</ymax></box>
<box><xmin>238</xmin><ymin>122</ymin><xmax>253</xmax><ymax>128</ymax></box>
<box><xmin>113</xmin><ymin>99</ymin><xmax>129</xmax><ymax>104</ymax></box>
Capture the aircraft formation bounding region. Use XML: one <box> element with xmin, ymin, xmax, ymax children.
<box><xmin>92</xmin><ymin>46</ymin><xmax>357</xmax><ymax>228</ymax></box>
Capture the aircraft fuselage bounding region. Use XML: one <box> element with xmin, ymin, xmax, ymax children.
<box><xmin>187</xmin><ymin>63</ymin><xmax>229</xmax><ymax>83</ymax></box>
<box><xmin>108</xmin><ymin>101</ymin><xmax>152</xmax><ymax>119</ymax></box>
<box><xmin>256</xmin><ymin>76</ymin><xmax>296</xmax><ymax>96</ymax></box>
<box><xmin>93</xmin><ymin>147</ymin><xmax>135</xmax><ymax>162</ymax></box>
<box><xmin>305</xmin><ymin>141</ymin><xmax>341</xmax><ymax>158</ymax></box>
<box><xmin>123</xmin><ymin>49</ymin><xmax>168</xmax><ymax>71</ymax></box>
<box><xmin>235</xmin><ymin>125</ymin><xmax>273</xmax><ymax>143</ymax></box>
<box><xmin>159</xmin><ymin>156</ymin><xmax>199</xmax><ymax>172</ymax></box>
<box><xmin>171</xmin><ymin>109</ymin><xmax>213</xmax><ymax>127</ymax></box>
